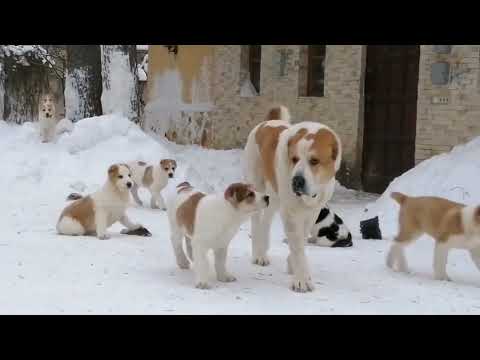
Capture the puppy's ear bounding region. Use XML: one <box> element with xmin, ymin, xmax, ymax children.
<box><xmin>172</xmin><ymin>160</ymin><xmax>177</xmax><ymax>168</ymax></box>
<box><xmin>224</xmin><ymin>184</ymin><xmax>235</xmax><ymax>201</ymax></box>
<box><xmin>108</xmin><ymin>164</ymin><xmax>118</xmax><ymax>180</ymax></box>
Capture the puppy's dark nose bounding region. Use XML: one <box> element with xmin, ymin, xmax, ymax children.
<box><xmin>292</xmin><ymin>175</ymin><xmax>306</xmax><ymax>194</ymax></box>
<box><xmin>168</xmin><ymin>173</ymin><xmax>174</xmax><ymax>178</ymax></box>
<box><xmin>126</xmin><ymin>182</ymin><xmax>132</xmax><ymax>188</ymax></box>
<box><xmin>263</xmin><ymin>195</ymin><xmax>270</xmax><ymax>206</ymax></box>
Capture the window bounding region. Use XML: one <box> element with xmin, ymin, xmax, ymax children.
<box><xmin>248</xmin><ymin>45</ymin><xmax>262</xmax><ymax>94</ymax></box>
<box><xmin>299</xmin><ymin>45</ymin><xmax>326</xmax><ymax>97</ymax></box>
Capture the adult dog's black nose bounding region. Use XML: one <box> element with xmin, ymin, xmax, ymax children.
<box><xmin>292</xmin><ymin>175</ymin><xmax>306</xmax><ymax>194</ymax></box>
<box><xmin>263</xmin><ymin>195</ymin><xmax>270</xmax><ymax>206</ymax></box>
<box><xmin>126</xmin><ymin>182</ymin><xmax>132</xmax><ymax>188</ymax></box>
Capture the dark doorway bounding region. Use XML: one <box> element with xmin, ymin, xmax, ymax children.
<box><xmin>362</xmin><ymin>45</ymin><xmax>420</xmax><ymax>194</ymax></box>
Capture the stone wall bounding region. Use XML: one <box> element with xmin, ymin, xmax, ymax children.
<box><xmin>415</xmin><ymin>45</ymin><xmax>480</xmax><ymax>164</ymax></box>
<box><xmin>209</xmin><ymin>45</ymin><xmax>365</xmax><ymax>188</ymax></box>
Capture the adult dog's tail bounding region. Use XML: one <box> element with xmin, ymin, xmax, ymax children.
<box><xmin>266</xmin><ymin>105</ymin><xmax>291</xmax><ymax>123</ymax></box>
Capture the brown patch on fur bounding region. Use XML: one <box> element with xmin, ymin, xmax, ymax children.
<box><xmin>305</xmin><ymin>129</ymin><xmax>339</xmax><ymax>183</ymax></box>
<box><xmin>176</xmin><ymin>192</ymin><xmax>206</xmax><ymax>236</ymax></box>
<box><xmin>143</xmin><ymin>166</ymin><xmax>154</xmax><ymax>187</ymax></box>
<box><xmin>137</xmin><ymin>161</ymin><xmax>147</xmax><ymax>166</ymax></box>
<box><xmin>224</xmin><ymin>183</ymin><xmax>255</xmax><ymax>208</ymax></box>
<box><xmin>60</xmin><ymin>196</ymin><xmax>96</xmax><ymax>233</ymax></box>
<box><xmin>392</xmin><ymin>193</ymin><xmax>465</xmax><ymax>244</ymax></box>
<box><xmin>255</xmin><ymin>123</ymin><xmax>288</xmax><ymax>192</ymax></box>
<box><xmin>108</xmin><ymin>164</ymin><xmax>120</xmax><ymax>182</ymax></box>
<box><xmin>287</xmin><ymin>128</ymin><xmax>308</xmax><ymax>162</ymax></box>
<box><xmin>266</xmin><ymin>107</ymin><xmax>281</xmax><ymax>120</ymax></box>
<box><xmin>160</xmin><ymin>159</ymin><xmax>177</xmax><ymax>169</ymax></box>
<box><xmin>475</xmin><ymin>207</ymin><xmax>480</xmax><ymax>224</ymax></box>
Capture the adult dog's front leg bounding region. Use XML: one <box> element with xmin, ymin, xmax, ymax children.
<box><xmin>282</xmin><ymin>210</ymin><xmax>314</xmax><ymax>293</ymax></box>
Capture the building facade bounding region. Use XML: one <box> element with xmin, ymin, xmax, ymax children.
<box><xmin>145</xmin><ymin>45</ymin><xmax>480</xmax><ymax>193</ymax></box>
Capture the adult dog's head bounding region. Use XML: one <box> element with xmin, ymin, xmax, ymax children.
<box><xmin>39</xmin><ymin>94</ymin><xmax>56</xmax><ymax>119</ymax></box>
<box><xmin>286</xmin><ymin>123</ymin><xmax>341</xmax><ymax>207</ymax></box>
<box><xmin>108</xmin><ymin>164</ymin><xmax>133</xmax><ymax>192</ymax></box>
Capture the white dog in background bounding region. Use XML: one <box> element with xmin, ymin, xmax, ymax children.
<box><xmin>38</xmin><ymin>94</ymin><xmax>57</xmax><ymax>143</ymax></box>
<box><xmin>168</xmin><ymin>181</ymin><xmax>269</xmax><ymax>289</ymax></box>
<box><xmin>127</xmin><ymin>159</ymin><xmax>177</xmax><ymax>210</ymax></box>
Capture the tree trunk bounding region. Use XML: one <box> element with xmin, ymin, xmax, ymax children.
<box><xmin>100</xmin><ymin>45</ymin><xmax>139</xmax><ymax>124</ymax></box>
<box><xmin>2</xmin><ymin>63</ymin><xmax>51</xmax><ymax>124</ymax></box>
<box><xmin>65</xmin><ymin>45</ymin><xmax>103</xmax><ymax>122</ymax></box>
<box><xmin>0</xmin><ymin>60</ymin><xmax>4</xmax><ymax>120</ymax></box>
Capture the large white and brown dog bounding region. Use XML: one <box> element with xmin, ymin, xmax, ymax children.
<box><xmin>168</xmin><ymin>181</ymin><xmax>269</xmax><ymax>289</ymax></box>
<box><xmin>387</xmin><ymin>192</ymin><xmax>480</xmax><ymax>281</ymax></box>
<box><xmin>38</xmin><ymin>94</ymin><xmax>58</xmax><ymax>143</ymax></box>
<box><xmin>244</xmin><ymin>105</ymin><xmax>342</xmax><ymax>292</ymax></box>
<box><xmin>127</xmin><ymin>159</ymin><xmax>177</xmax><ymax>210</ymax></box>
<box><xmin>56</xmin><ymin>163</ymin><xmax>143</xmax><ymax>239</ymax></box>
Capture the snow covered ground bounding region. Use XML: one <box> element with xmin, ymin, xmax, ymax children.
<box><xmin>1</xmin><ymin>115</ymin><xmax>480</xmax><ymax>314</ymax></box>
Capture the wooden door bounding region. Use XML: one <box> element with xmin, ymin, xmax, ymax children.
<box><xmin>362</xmin><ymin>45</ymin><xmax>420</xmax><ymax>194</ymax></box>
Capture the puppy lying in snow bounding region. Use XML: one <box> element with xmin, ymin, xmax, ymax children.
<box><xmin>57</xmin><ymin>164</ymin><xmax>144</xmax><ymax>239</ymax></box>
<box><xmin>387</xmin><ymin>192</ymin><xmax>480</xmax><ymax>281</ymax></box>
<box><xmin>168</xmin><ymin>181</ymin><xmax>269</xmax><ymax>289</ymax></box>
<box><xmin>283</xmin><ymin>206</ymin><xmax>352</xmax><ymax>247</ymax></box>
<box><xmin>127</xmin><ymin>159</ymin><xmax>177</xmax><ymax>210</ymax></box>
<box><xmin>309</xmin><ymin>206</ymin><xmax>352</xmax><ymax>247</ymax></box>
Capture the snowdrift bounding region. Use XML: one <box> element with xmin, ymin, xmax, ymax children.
<box><xmin>367</xmin><ymin>136</ymin><xmax>480</xmax><ymax>237</ymax></box>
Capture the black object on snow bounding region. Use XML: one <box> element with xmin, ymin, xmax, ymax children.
<box><xmin>124</xmin><ymin>226</ymin><xmax>152</xmax><ymax>237</ymax></box>
<box><xmin>360</xmin><ymin>216</ymin><xmax>382</xmax><ymax>240</ymax></box>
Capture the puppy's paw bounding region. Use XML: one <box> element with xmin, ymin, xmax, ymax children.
<box><xmin>307</xmin><ymin>237</ymin><xmax>317</xmax><ymax>244</ymax></box>
<box><xmin>195</xmin><ymin>282</ymin><xmax>211</xmax><ymax>290</ymax></box>
<box><xmin>252</xmin><ymin>256</ymin><xmax>270</xmax><ymax>267</ymax></box>
<box><xmin>217</xmin><ymin>273</ymin><xmax>237</xmax><ymax>282</ymax></box>
<box><xmin>290</xmin><ymin>278</ymin><xmax>315</xmax><ymax>293</ymax></box>
<box><xmin>97</xmin><ymin>234</ymin><xmax>110</xmax><ymax>240</ymax></box>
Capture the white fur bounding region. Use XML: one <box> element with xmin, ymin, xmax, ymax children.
<box><xmin>127</xmin><ymin>160</ymin><xmax>176</xmax><ymax>210</ymax></box>
<box><xmin>56</xmin><ymin>216</ymin><xmax>84</xmax><ymax>236</ymax></box>
<box><xmin>57</xmin><ymin>164</ymin><xmax>142</xmax><ymax>239</ymax></box>
<box><xmin>244</xmin><ymin>108</ymin><xmax>342</xmax><ymax>293</ymax></box>
<box><xmin>168</xmin><ymin>186</ymin><xmax>268</xmax><ymax>289</ymax></box>
<box><xmin>38</xmin><ymin>94</ymin><xmax>57</xmax><ymax>143</ymax></box>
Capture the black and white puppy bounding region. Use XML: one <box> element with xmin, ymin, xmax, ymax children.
<box><xmin>308</xmin><ymin>207</ymin><xmax>352</xmax><ymax>247</ymax></box>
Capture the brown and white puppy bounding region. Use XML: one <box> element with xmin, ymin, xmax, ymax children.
<box><xmin>56</xmin><ymin>164</ymin><xmax>143</xmax><ymax>239</ymax></box>
<box><xmin>386</xmin><ymin>192</ymin><xmax>480</xmax><ymax>281</ymax></box>
<box><xmin>39</xmin><ymin>94</ymin><xmax>58</xmax><ymax>143</ymax></box>
<box><xmin>244</xmin><ymin>105</ymin><xmax>342</xmax><ymax>292</ymax></box>
<box><xmin>167</xmin><ymin>182</ymin><xmax>269</xmax><ymax>289</ymax></box>
<box><xmin>127</xmin><ymin>159</ymin><xmax>177</xmax><ymax>210</ymax></box>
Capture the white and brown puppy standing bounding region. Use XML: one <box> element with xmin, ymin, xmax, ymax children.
<box><xmin>244</xmin><ymin>105</ymin><xmax>342</xmax><ymax>292</ymax></box>
<box><xmin>387</xmin><ymin>192</ymin><xmax>480</xmax><ymax>281</ymax></box>
<box><xmin>56</xmin><ymin>163</ymin><xmax>143</xmax><ymax>239</ymax></box>
<box><xmin>38</xmin><ymin>94</ymin><xmax>58</xmax><ymax>143</ymax></box>
<box><xmin>168</xmin><ymin>181</ymin><xmax>269</xmax><ymax>289</ymax></box>
<box><xmin>127</xmin><ymin>159</ymin><xmax>177</xmax><ymax>210</ymax></box>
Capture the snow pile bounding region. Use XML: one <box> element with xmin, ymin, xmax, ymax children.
<box><xmin>0</xmin><ymin>114</ymin><xmax>243</xmax><ymax>207</ymax></box>
<box><xmin>367</xmin><ymin>136</ymin><xmax>480</xmax><ymax>237</ymax></box>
